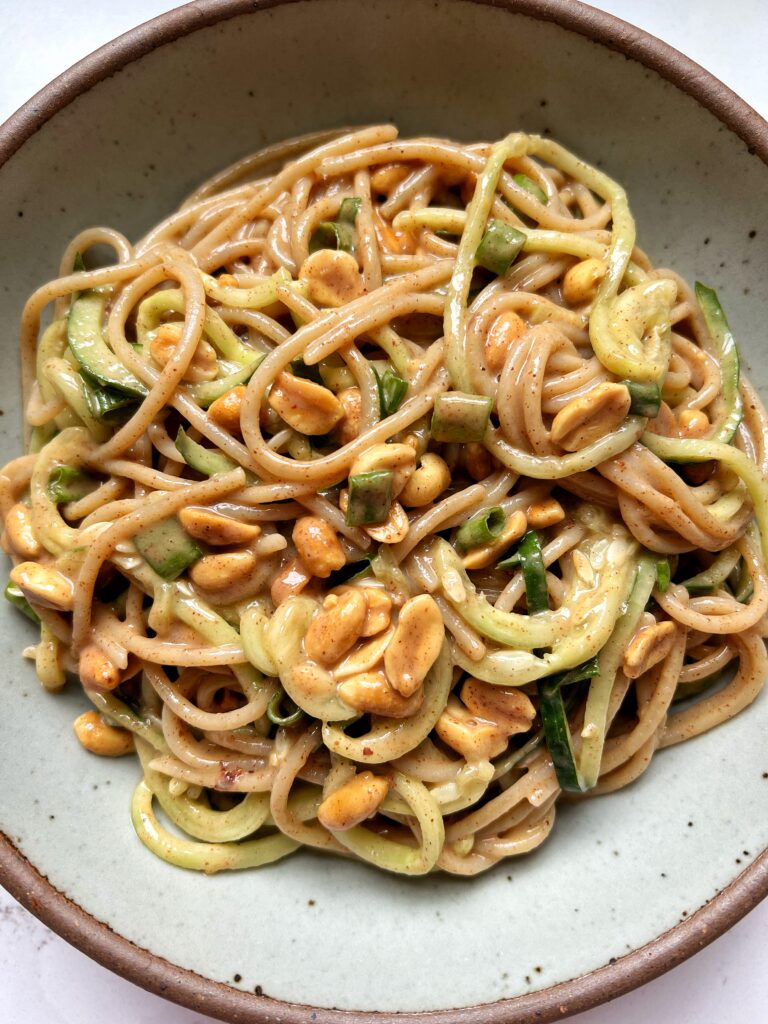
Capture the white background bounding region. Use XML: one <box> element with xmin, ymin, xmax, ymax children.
<box><xmin>0</xmin><ymin>2</ymin><xmax>767</xmax><ymax>1022</ymax></box>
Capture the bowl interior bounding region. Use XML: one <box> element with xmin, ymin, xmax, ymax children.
<box><xmin>1</xmin><ymin>0</ymin><xmax>767</xmax><ymax>1014</ymax></box>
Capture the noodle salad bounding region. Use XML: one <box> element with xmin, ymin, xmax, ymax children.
<box><xmin>2</xmin><ymin>126</ymin><xmax>767</xmax><ymax>876</ymax></box>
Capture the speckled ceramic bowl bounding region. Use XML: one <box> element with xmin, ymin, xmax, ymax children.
<box><xmin>1</xmin><ymin>1</ymin><xmax>767</xmax><ymax>1021</ymax></box>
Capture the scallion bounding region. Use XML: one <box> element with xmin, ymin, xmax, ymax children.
<box><xmin>290</xmin><ymin>357</ymin><xmax>324</xmax><ymax>385</ymax></box>
<box><xmin>475</xmin><ymin>220</ymin><xmax>526</xmax><ymax>276</ymax></box>
<box><xmin>48</xmin><ymin>465</ymin><xmax>96</xmax><ymax>504</ymax></box>
<box><xmin>338</xmin><ymin>197</ymin><xmax>362</xmax><ymax>223</ymax></box>
<box><xmin>430</xmin><ymin>391</ymin><xmax>492</xmax><ymax>443</ymax></box>
<box><xmin>267</xmin><ymin>689</ymin><xmax>304</xmax><ymax>727</ymax></box>
<box><xmin>374</xmin><ymin>366</ymin><xmax>408</xmax><ymax>418</ymax></box>
<box><xmin>622</xmin><ymin>380</ymin><xmax>661</xmax><ymax>418</ymax></box>
<box><xmin>517</xmin><ymin>530</ymin><xmax>549</xmax><ymax>614</ymax></box>
<box><xmin>308</xmin><ymin>197</ymin><xmax>362</xmax><ymax>254</ymax></box>
<box><xmin>455</xmin><ymin>507</ymin><xmax>506</xmax><ymax>550</ymax></box>
<box><xmin>655</xmin><ymin>557</ymin><xmax>671</xmax><ymax>593</ymax></box>
<box><xmin>513</xmin><ymin>173</ymin><xmax>547</xmax><ymax>204</ymax></box>
<box><xmin>538</xmin><ymin>677</ymin><xmax>586</xmax><ymax>792</ymax></box>
<box><xmin>346</xmin><ymin>470</ymin><xmax>394</xmax><ymax>526</ymax></box>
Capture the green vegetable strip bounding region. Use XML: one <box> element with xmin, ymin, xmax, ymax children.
<box><xmin>655</xmin><ymin>557</ymin><xmax>671</xmax><ymax>593</ymax></box>
<box><xmin>578</xmin><ymin>554</ymin><xmax>656</xmax><ymax>788</ymax></box>
<box><xmin>475</xmin><ymin>220</ymin><xmax>526</xmax><ymax>276</ymax></box>
<box><xmin>131</xmin><ymin>779</ymin><xmax>298</xmax><ymax>873</ymax></box>
<box><xmin>517</xmin><ymin>530</ymin><xmax>549</xmax><ymax>614</ymax></box>
<box><xmin>175</xmin><ymin>426</ymin><xmax>238</xmax><ymax>476</ymax></box>
<box><xmin>456</xmin><ymin>507</ymin><xmax>506</xmax><ymax>550</ymax></box>
<box><xmin>642</xmin><ymin>433</ymin><xmax>768</xmax><ymax>566</ymax></box>
<box><xmin>4</xmin><ymin>582</ymin><xmax>40</xmax><ymax>623</ymax></box>
<box><xmin>309</xmin><ymin>197</ymin><xmax>362</xmax><ymax>254</ymax></box>
<box><xmin>444</xmin><ymin>132</ymin><xmax>528</xmax><ymax>390</ymax></box>
<box><xmin>431</xmin><ymin>391</ymin><xmax>492</xmax><ymax>442</ymax></box>
<box><xmin>188</xmin><ymin>358</ymin><xmax>262</xmax><ymax>407</ymax></box>
<box><xmin>374</xmin><ymin>367</ymin><xmax>408</xmax><ymax>418</ymax></box>
<box><xmin>346</xmin><ymin>470</ymin><xmax>394</xmax><ymax>526</ymax></box>
<box><xmin>695</xmin><ymin>282</ymin><xmax>743</xmax><ymax>443</ymax></box>
<box><xmin>267</xmin><ymin>689</ymin><xmax>304</xmax><ymax>727</ymax></box>
<box><xmin>538</xmin><ymin>679</ymin><xmax>584</xmax><ymax>791</ymax></box>
<box><xmin>338</xmin><ymin>197</ymin><xmax>362</xmax><ymax>223</ymax></box>
<box><xmin>623</xmin><ymin>380</ymin><xmax>661</xmax><ymax>417</ymax></box>
<box><xmin>47</xmin><ymin>465</ymin><xmax>96</xmax><ymax>504</ymax></box>
<box><xmin>512</xmin><ymin>172</ymin><xmax>547</xmax><ymax>204</ymax></box>
<box><xmin>682</xmin><ymin>547</ymin><xmax>740</xmax><ymax>594</ymax></box>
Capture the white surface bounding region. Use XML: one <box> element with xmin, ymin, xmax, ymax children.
<box><xmin>0</xmin><ymin>1</ymin><xmax>767</xmax><ymax>1022</ymax></box>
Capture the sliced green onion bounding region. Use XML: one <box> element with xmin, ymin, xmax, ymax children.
<box><xmin>338</xmin><ymin>197</ymin><xmax>362</xmax><ymax>223</ymax></box>
<box><xmin>556</xmin><ymin>656</ymin><xmax>600</xmax><ymax>686</ymax></box>
<box><xmin>682</xmin><ymin>547</ymin><xmax>741</xmax><ymax>595</ymax></box>
<box><xmin>517</xmin><ymin>530</ymin><xmax>549</xmax><ymax>614</ymax></box>
<box><xmin>48</xmin><ymin>465</ymin><xmax>96</xmax><ymax>504</ymax></box>
<box><xmin>538</xmin><ymin>677</ymin><xmax>584</xmax><ymax>791</ymax></box>
<box><xmin>655</xmin><ymin>557</ymin><xmax>671</xmax><ymax>593</ymax></box>
<box><xmin>267</xmin><ymin>689</ymin><xmax>304</xmax><ymax>727</ymax></box>
<box><xmin>695</xmin><ymin>282</ymin><xmax>743</xmax><ymax>443</ymax></box>
<box><xmin>622</xmin><ymin>380</ymin><xmax>661</xmax><ymax>417</ymax></box>
<box><xmin>308</xmin><ymin>197</ymin><xmax>362</xmax><ymax>254</ymax></box>
<box><xmin>475</xmin><ymin>220</ymin><xmax>526</xmax><ymax>276</ymax></box>
<box><xmin>513</xmin><ymin>173</ymin><xmax>547</xmax><ymax>204</ymax></box>
<box><xmin>346</xmin><ymin>470</ymin><xmax>394</xmax><ymax>526</ymax></box>
<box><xmin>4</xmin><ymin>581</ymin><xmax>40</xmax><ymax>624</ymax></box>
<box><xmin>84</xmin><ymin>383</ymin><xmax>139</xmax><ymax>422</ymax></box>
<box><xmin>374</xmin><ymin>366</ymin><xmax>408</xmax><ymax>419</ymax></box>
<box><xmin>495</xmin><ymin>551</ymin><xmax>520</xmax><ymax>571</ymax></box>
<box><xmin>455</xmin><ymin>507</ymin><xmax>506</xmax><ymax>550</ymax></box>
<box><xmin>430</xmin><ymin>391</ymin><xmax>492</xmax><ymax>443</ymax></box>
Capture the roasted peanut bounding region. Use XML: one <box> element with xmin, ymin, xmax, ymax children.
<box><xmin>460</xmin><ymin>678</ymin><xmax>536</xmax><ymax>735</ymax></box>
<box><xmin>462</xmin><ymin>509</ymin><xmax>528</xmax><ymax>570</ymax></box>
<box><xmin>292</xmin><ymin>516</ymin><xmax>346</xmax><ymax>578</ymax></box>
<box><xmin>364</xmin><ymin>501</ymin><xmax>409</xmax><ymax>544</ymax></box>
<box><xmin>268</xmin><ymin>371</ymin><xmax>344</xmax><ymax>436</ymax></box>
<box><xmin>338</xmin><ymin>670</ymin><xmax>423</xmax><ymax>718</ymax></box>
<box><xmin>208</xmin><ymin>385</ymin><xmax>246</xmax><ymax>437</ymax></box>
<box><xmin>349</xmin><ymin>442</ymin><xmax>416</xmax><ymax>498</ymax></box>
<box><xmin>10</xmin><ymin>561</ymin><xmax>74</xmax><ymax>612</ymax></box>
<box><xmin>189</xmin><ymin>550</ymin><xmax>256</xmax><ymax>591</ymax></box>
<box><xmin>400</xmin><ymin>453</ymin><xmax>451</xmax><ymax>507</ymax></box>
<box><xmin>623</xmin><ymin>620</ymin><xmax>677</xmax><ymax>679</ymax></box>
<box><xmin>484</xmin><ymin>310</ymin><xmax>528</xmax><ymax>372</ymax></box>
<box><xmin>217</xmin><ymin>273</ymin><xmax>239</xmax><ymax>288</ymax></box>
<box><xmin>551</xmin><ymin>382</ymin><xmax>631</xmax><ymax>451</ymax></box>
<box><xmin>179</xmin><ymin>507</ymin><xmax>261</xmax><ymax>546</ymax></box>
<box><xmin>299</xmin><ymin>249</ymin><xmax>365</xmax><ymax>307</ymax></box>
<box><xmin>270</xmin><ymin>559</ymin><xmax>312</xmax><ymax>605</ymax></box>
<box><xmin>317</xmin><ymin>771</ymin><xmax>391</xmax><ymax>831</ymax></box>
<box><xmin>436</xmin><ymin>697</ymin><xmax>508</xmax><ymax>762</ymax></box>
<box><xmin>150</xmin><ymin>323</ymin><xmax>218</xmax><ymax>382</ymax></box>
<box><xmin>79</xmin><ymin>644</ymin><xmax>121</xmax><ymax>691</ymax></box>
<box><xmin>384</xmin><ymin>594</ymin><xmax>443</xmax><ymax>697</ymax></box>
<box><xmin>678</xmin><ymin>408</ymin><xmax>710</xmax><ymax>438</ymax></box>
<box><xmin>4</xmin><ymin>502</ymin><xmax>41</xmax><ymax>559</ymax></box>
<box><xmin>336</xmin><ymin>387</ymin><xmax>362</xmax><ymax>445</ymax></box>
<box><xmin>304</xmin><ymin>589</ymin><xmax>368</xmax><ymax>666</ymax></box>
<box><xmin>359</xmin><ymin>586</ymin><xmax>393</xmax><ymax>637</ymax></box>
<box><xmin>562</xmin><ymin>257</ymin><xmax>607</xmax><ymax>306</ymax></box>
<box><xmin>572</xmin><ymin>549</ymin><xmax>595</xmax><ymax>586</ymax></box>
<box><xmin>73</xmin><ymin>710</ymin><xmax>134</xmax><ymax>757</ymax></box>
<box><xmin>526</xmin><ymin>498</ymin><xmax>565</xmax><ymax>529</ymax></box>
<box><xmin>334</xmin><ymin>627</ymin><xmax>394</xmax><ymax>680</ymax></box>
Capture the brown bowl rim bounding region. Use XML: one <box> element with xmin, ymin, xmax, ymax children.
<box><xmin>1</xmin><ymin>1</ymin><xmax>767</xmax><ymax>1021</ymax></box>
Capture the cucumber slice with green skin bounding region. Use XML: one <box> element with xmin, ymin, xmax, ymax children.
<box><xmin>4</xmin><ymin>582</ymin><xmax>40</xmax><ymax>623</ymax></box>
<box><xmin>175</xmin><ymin>427</ymin><xmax>238</xmax><ymax>476</ymax></box>
<box><xmin>68</xmin><ymin>290</ymin><xmax>148</xmax><ymax>398</ymax></box>
<box><xmin>187</xmin><ymin>358</ymin><xmax>261</xmax><ymax>408</ymax></box>
<box><xmin>134</xmin><ymin>517</ymin><xmax>202</xmax><ymax>580</ymax></box>
<box><xmin>517</xmin><ymin>530</ymin><xmax>549</xmax><ymax>614</ymax></box>
<box><xmin>695</xmin><ymin>282</ymin><xmax>743</xmax><ymax>444</ymax></box>
<box><xmin>48</xmin><ymin>465</ymin><xmax>97</xmax><ymax>504</ymax></box>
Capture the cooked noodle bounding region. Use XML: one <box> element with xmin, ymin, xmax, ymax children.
<box><xmin>3</xmin><ymin>127</ymin><xmax>767</xmax><ymax>876</ymax></box>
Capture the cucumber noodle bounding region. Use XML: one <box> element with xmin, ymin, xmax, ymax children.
<box><xmin>3</xmin><ymin>126</ymin><xmax>768</xmax><ymax>877</ymax></box>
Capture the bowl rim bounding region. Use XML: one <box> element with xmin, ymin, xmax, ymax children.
<box><xmin>1</xmin><ymin>1</ymin><xmax>767</xmax><ymax>1021</ymax></box>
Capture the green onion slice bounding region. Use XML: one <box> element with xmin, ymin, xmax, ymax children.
<box><xmin>48</xmin><ymin>465</ymin><xmax>97</xmax><ymax>504</ymax></box>
<box><xmin>513</xmin><ymin>173</ymin><xmax>547</xmax><ymax>204</ymax></box>
<box><xmin>475</xmin><ymin>220</ymin><xmax>526</xmax><ymax>276</ymax></box>
<box><xmin>431</xmin><ymin>391</ymin><xmax>492</xmax><ymax>443</ymax></box>
<box><xmin>267</xmin><ymin>689</ymin><xmax>304</xmax><ymax>727</ymax></box>
<box><xmin>308</xmin><ymin>197</ymin><xmax>362</xmax><ymax>254</ymax></box>
<box><xmin>655</xmin><ymin>557</ymin><xmax>671</xmax><ymax>593</ymax></box>
<box><xmin>455</xmin><ymin>507</ymin><xmax>506</xmax><ymax>550</ymax></box>
<box><xmin>517</xmin><ymin>530</ymin><xmax>549</xmax><ymax>614</ymax></box>
<box><xmin>373</xmin><ymin>367</ymin><xmax>408</xmax><ymax>418</ymax></box>
<box><xmin>346</xmin><ymin>470</ymin><xmax>394</xmax><ymax>526</ymax></box>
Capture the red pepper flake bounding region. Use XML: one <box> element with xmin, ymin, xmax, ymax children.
<box><xmin>363</xmin><ymin>746</ymin><xmax>373</xmax><ymax>756</ymax></box>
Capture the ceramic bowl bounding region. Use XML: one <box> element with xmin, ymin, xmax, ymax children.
<box><xmin>1</xmin><ymin>1</ymin><xmax>767</xmax><ymax>1021</ymax></box>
